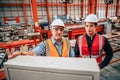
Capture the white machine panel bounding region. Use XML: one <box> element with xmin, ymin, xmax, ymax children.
<box><xmin>4</xmin><ymin>56</ymin><xmax>100</xmax><ymax>80</ymax></box>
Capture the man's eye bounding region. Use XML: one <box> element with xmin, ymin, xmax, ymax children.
<box><xmin>55</xmin><ymin>28</ymin><xmax>58</xmax><ymax>30</ymax></box>
<box><xmin>86</xmin><ymin>25</ymin><xmax>88</xmax><ymax>27</ymax></box>
<box><xmin>52</xmin><ymin>28</ymin><xmax>64</xmax><ymax>31</ymax></box>
<box><xmin>53</xmin><ymin>28</ymin><xmax>58</xmax><ymax>30</ymax></box>
<box><xmin>86</xmin><ymin>25</ymin><xmax>93</xmax><ymax>27</ymax></box>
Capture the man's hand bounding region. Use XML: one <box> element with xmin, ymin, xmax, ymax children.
<box><xmin>25</xmin><ymin>51</ymin><xmax>36</xmax><ymax>56</ymax></box>
<box><xmin>8</xmin><ymin>51</ymin><xmax>22</xmax><ymax>59</ymax></box>
<box><xmin>8</xmin><ymin>51</ymin><xmax>36</xmax><ymax>59</ymax></box>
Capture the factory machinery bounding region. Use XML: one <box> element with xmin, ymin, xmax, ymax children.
<box><xmin>0</xmin><ymin>0</ymin><xmax>120</xmax><ymax>79</ymax></box>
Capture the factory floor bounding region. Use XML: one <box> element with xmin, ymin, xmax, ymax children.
<box><xmin>100</xmin><ymin>51</ymin><xmax>120</xmax><ymax>80</ymax></box>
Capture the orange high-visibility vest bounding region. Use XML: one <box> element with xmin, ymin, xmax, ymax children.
<box><xmin>44</xmin><ymin>38</ymin><xmax>70</xmax><ymax>57</ymax></box>
<box><xmin>78</xmin><ymin>34</ymin><xmax>105</xmax><ymax>63</ymax></box>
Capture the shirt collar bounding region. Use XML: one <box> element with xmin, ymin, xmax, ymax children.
<box><xmin>51</xmin><ymin>37</ymin><xmax>62</xmax><ymax>45</ymax></box>
<box><xmin>86</xmin><ymin>33</ymin><xmax>96</xmax><ymax>40</ymax></box>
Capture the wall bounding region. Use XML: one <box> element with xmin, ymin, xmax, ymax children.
<box><xmin>0</xmin><ymin>0</ymin><xmax>120</xmax><ymax>26</ymax></box>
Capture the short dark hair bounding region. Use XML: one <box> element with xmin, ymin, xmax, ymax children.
<box><xmin>85</xmin><ymin>22</ymin><xmax>98</xmax><ymax>27</ymax></box>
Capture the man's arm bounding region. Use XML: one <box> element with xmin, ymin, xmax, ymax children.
<box><xmin>32</xmin><ymin>41</ymin><xmax>46</xmax><ymax>56</ymax></box>
<box><xmin>74</xmin><ymin>38</ymin><xmax>80</xmax><ymax>57</ymax></box>
<box><xmin>8</xmin><ymin>51</ymin><xmax>36</xmax><ymax>59</ymax></box>
<box><xmin>100</xmin><ymin>37</ymin><xmax>113</xmax><ymax>69</ymax></box>
<box><xmin>8</xmin><ymin>41</ymin><xmax>46</xmax><ymax>59</ymax></box>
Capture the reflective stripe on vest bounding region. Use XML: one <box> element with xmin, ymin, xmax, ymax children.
<box><xmin>79</xmin><ymin>36</ymin><xmax>83</xmax><ymax>56</ymax></box>
<box><xmin>78</xmin><ymin>34</ymin><xmax>104</xmax><ymax>63</ymax></box>
<box><xmin>44</xmin><ymin>38</ymin><xmax>70</xmax><ymax>57</ymax></box>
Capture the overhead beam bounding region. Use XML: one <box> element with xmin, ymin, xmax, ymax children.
<box><xmin>31</xmin><ymin>0</ymin><xmax>39</xmax><ymax>27</ymax></box>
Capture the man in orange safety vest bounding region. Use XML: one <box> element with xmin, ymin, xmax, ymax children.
<box><xmin>9</xmin><ymin>19</ymin><xmax>74</xmax><ymax>59</ymax></box>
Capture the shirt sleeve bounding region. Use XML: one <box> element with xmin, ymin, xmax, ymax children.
<box><xmin>100</xmin><ymin>37</ymin><xmax>113</xmax><ymax>69</ymax></box>
<box><xmin>32</xmin><ymin>41</ymin><xmax>46</xmax><ymax>56</ymax></box>
<box><xmin>74</xmin><ymin>38</ymin><xmax>80</xmax><ymax>57</ymax></box>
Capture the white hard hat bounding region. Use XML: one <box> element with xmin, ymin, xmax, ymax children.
<box><xmin>84</xmin><ymin>14</ymin><xmax>98</xmax><ymax>22</ymax></box>
<box><xmin>51</xmin><ymin>19</ymin><xmax>65</xmax><ymax>27</ymax></box>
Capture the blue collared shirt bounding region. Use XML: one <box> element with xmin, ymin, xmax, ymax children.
<box><xmin>32</xmin><ymin>37</ymin><xmax>74</xmax><ymax>57</ymax></box>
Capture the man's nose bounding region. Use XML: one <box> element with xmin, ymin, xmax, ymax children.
<box><xmin>87</xmin><ymin>26</ymin><xmax>90</xmax><ymax>29</ymax></box>
<box><xmin>58</xmin><ymin>29</ymin><xmax>62</xmax><ymax>33</ymax></box>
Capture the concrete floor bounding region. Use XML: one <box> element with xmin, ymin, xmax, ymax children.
<box><xmin>100</xmin><ymin>51</ymin><xmax>120</xmax><ymax>80</ymax></box>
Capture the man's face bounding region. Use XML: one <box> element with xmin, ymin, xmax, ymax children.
<box><xmin>85</xmin><ymin>22</ymin><xmax>96</xmax><ymax>36</ymax></box>
<box><xmin>51</xmin><ymin>26</ymin><xmax>64</xmax><ymax>41</ymax></box>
